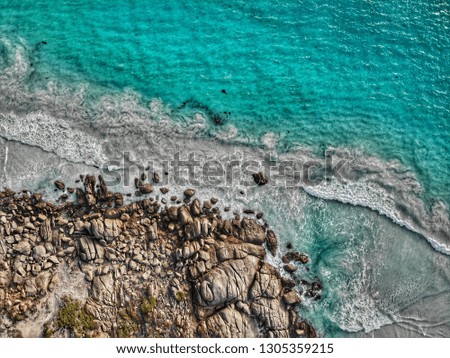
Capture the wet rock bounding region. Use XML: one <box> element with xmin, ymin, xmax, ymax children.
<box><xmin>266</xmin><ymin>230</ymin><xmax>278</xmax><ymax>256</ymax></box>
<box><xmin>240</xmin><ymin>218</ymin><xmax>266</xmax><ymax>245</ymax></box>
<box><xmin>54</xmin><ymin>180</ymin><xmax>65</xmax><ymax>191</ymax></box>
<box><xmin>282</xmin><ymin>251</ymin><xmax>309</xmax><ymax>264</ymax></box>
<box><xmin>197</xmin><ymin>306</ymin><xmax>259</xmax><ymax>338</ymax></box>
<box><xmin>184</xmin><ymin>189</ymin><xmax>195</xmax><ymax>198</ymax></box>
<box><xmin>91</xmin><ymin>218</ymin><xmax>123</xmax><ymax>242</ymax></box>
<box><xmin>252</xmin><ymin>172</ymin><xmax>268</xmax><ymax>186</ymax></box>
<box><xmin>84</xmin><ymin>175</ymin><xmax>97</xmax><ymax>207</ymax></box>
<box><xmin>114</xmin><ymin>193</ymin><xmax>124</xmax><ymax>207</ymax></box>
<box><xmin>283</xmin><ymin>263</ymin><xmax>297</xmax><ymax>273</ymax></box>
<box><xmin>153</xmin><ymin>172</ymin><xmax>160</xmax><ymax>183</ymax></box>
<box><xmin>39</xmin><ymin>218</ymin><xmax>53</xmax><ymax>242</ymax></box>
<box><xmin>139</xmin><ymin>184</ymin><xmax>154</xmax><ymax>195</ymax></box>
<box><xmin>178</xmin><ymin>206</ymin><xmax>193</xmax><ymax>226</ymax></box>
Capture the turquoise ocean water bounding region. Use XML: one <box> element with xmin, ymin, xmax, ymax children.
<box><xmin>0</xmin><ymin>0</ymin><xmax>449</xmax><ymax>336</ymax></box>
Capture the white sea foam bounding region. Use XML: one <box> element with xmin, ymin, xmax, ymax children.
<box><xmin>0</xmin><ymin>34</ymin><xmax>449</xmax><ymax>257</ymax></box>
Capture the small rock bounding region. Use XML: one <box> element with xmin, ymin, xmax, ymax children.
<box><xmin>266</xmin><ymin>230</ymin><xmax>278</xmax><ymax>256</ymax></box>
<box><xmin>284</xmin><ymin>263</ymin><xmax>297</xmax><ymax>273</ymax></box>
<box><xmin>13</xmin><ymin>241</ymin><xmax>31</xmax><ymax>256</ymax></box>
<box><xmin>54</xmin><ymin>180</ymin><xmax>65</xmax><ymax>191</ymax></box>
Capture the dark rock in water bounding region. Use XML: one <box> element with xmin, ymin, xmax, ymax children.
<box><xmin>286</xmin><ymin>242</ymin><xmax>293</xmax><ymax>250</ymax></box>
<box><xmin>141</xmin><ymin>173</ymin><xmax>147</xmax><ymax>181</ymax></box>
<box><xmin>221</xmin><ymin>89</ymin><xmax>227</xmax><ymax>95</ymax></box>
<box><xmin>240</xmin><ymin>218</ymin><xmax>266</xmax><ymax>245</ymax></box>
<box><xmin>170</xmin><ymin>195</ymin><xmax>177</xmax><ymax>201</ymax></box>
<box><xmin>160</xmin><ymin>187</ymin><xmax>169</xmax><ymax>194</ymax></box>
<box><xmin>252</xmin><ymin>172</ymin><xmax>269</xmax><ymax>186</ymax></box>
<box><xmin>153</xmin><ymin>172</ymin><xmax>160</xmax><ymax>183</ymax></box>
<box><xmin>67</xmin><ymin>187</ymin><xmax>75</xmax><ymax>194</ymax></box>
<box><xmin>210</xmin><ymin>197</ymin><xmax>218</xmax><ymax>205</ymax></box>
<box><xmin>256</xmin><ymin>212</ymin><xmax>264</xmax><ymax>219</ymax></box>
<box><xmin>284</xmin><ymin>263</ymin><xmax>297</xmax><ymax>273</ymax></box>
<box><xmin>282</xmin><ymin>251</ymin><xmax>309</xmax><ymax>264</ymax></box>
<box><xmin>134</xmin><ymin>178</ymin><xmax>142</xmax><ymax>189</ymax></box>
<box><xmin>282</xmin><ymin>276</ymin><xmax>296</xmax><ymax>289</ymax></box>
<box><xmin>190</xmin><ymin>199</ymin><xmax>202</xmax><ymax>216</ymax></box>
<box><xmin>139</xmin><ymin>184</ymin><xmax>154</xmax><ymax>194</ymax></box>
<box><xmin>203</xmin><ymin>201</ymin><xmax>212</xmax><ymax>210</ymax></box>
<box><xmin>243</xmin><ymin>209</ymin><xmax>255</xmax><ymax>215</ymax></box>
<box><xmin>184</xmin><ymin>189</ymin><xmax>195</xmax><ymax>198</ymax></box>
<box><xmin>0</xmin><ymin>175</ymin><xmax>317</xmax><ymax>338</ymax></box>
<box><xmin>266</xmin><ymin>230</ymin><xmax>278</xmax><ymax>256</ymax></box>
<box><xmin>76</xmin><ymin>188</ymin><xmax>86</xmax><ymax>206</ymax></box>
<box><xmin>295</xmin><ymin>321</ymin><xmax>317</xmax><ymax>338</ymax></box>
<box><xmin>178</xmin><ymin>206</ymin><xmax>193</xmax><ymax>226</ymax></box>
<box><xmin>54</xmin><ymin>180</ymin><xmax>65</xmax><ymax>191</ymax></box>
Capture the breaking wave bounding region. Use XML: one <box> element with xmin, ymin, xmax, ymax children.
<box><xmin>0</xmin><ymin>34</ymin><xmax>449</xmax><ymax>256</ymax></box>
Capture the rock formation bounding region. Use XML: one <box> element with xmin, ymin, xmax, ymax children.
<box><xmin>0</xmin><ymin>176</ymin><xmax>317</xmax><ymax>338</ymax></box>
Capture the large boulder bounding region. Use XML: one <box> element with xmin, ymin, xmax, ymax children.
<box><xmin>240</xmin><ymin>218</ymin><xmax>266</xmax><ymax>245</ymax></box>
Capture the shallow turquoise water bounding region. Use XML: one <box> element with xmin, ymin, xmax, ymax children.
<box><xmin>0</xmin><ymin>0</ymin><xmax>449</xmax><ymax>337</ymax></box>
<box><xmin>0</xmin><ymin>0</ymin><xmax>448</xmax><ymax>202</ymax></box>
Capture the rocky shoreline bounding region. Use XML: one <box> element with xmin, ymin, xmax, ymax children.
<box><xmin>0</xmin><ymin>175</ymin><xmax>317</xmax><ymax>338</ymax></box>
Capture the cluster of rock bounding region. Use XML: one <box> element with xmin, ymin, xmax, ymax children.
<box><xmin>0</xmin><ymin>175</ymin><xmax>317</xmax><ymax>338</ymax></box>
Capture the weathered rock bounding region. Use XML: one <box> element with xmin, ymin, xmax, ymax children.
<box><xmin>283</xmin><ymin>290</ymin><xmax>301</xmax><ymax>305</ymax></box>
<box><xmin>84</xmin><ymin>175</ymin><xmax>97</xmax><ymax>207</ymax></box>
<box><xmin>184</xmin><ymin>189</ymin><xmax>195</xmax><ymax>198</ymax></box>
<box><xmin>91</xmin><ymin>218</ymin><xmax>123</xmax><ymax>242</ymax></box>
<box><xmin>240</xmin><ymin>218</ymin><xmax>266</xmax><ymax>245</ymax></box>
<box><xmin>197</xmin><ymin>306</ymin><xmax>259</xmax><ymax>338</ymax></box>
<box><xmin>0</xmin><ymin>179</ymin><xmax>316</xmax><ymax>339</ymax></box>
<box><xmin>178</xmin><ymin>206</ymin><xmax>193</xmax><ymax>226</ymax></box>
<box><xmin>114</xmin><ymin>192</ymin><xmax>124</xmax><ymax>207</ymax></box>
<box><xmin>266</xmin><ymin>230</ymin><xmax>278</xmax><ymax>256</ymax></box>
<box><xmin>190</xmin><ymin>199</ymin><xmax>202</xmax><ymax>216</ymax></box>
<box><xmin>284</xmin><ymin>263</ymin><xmax>297</xmax><ymax>273</ymax></box>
